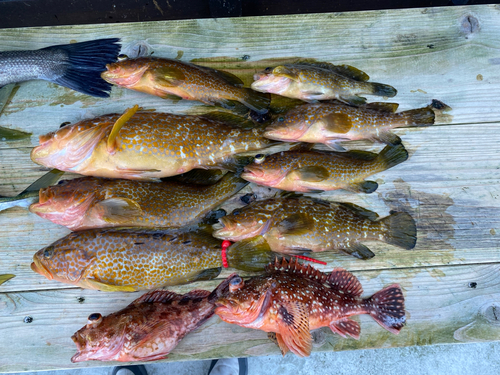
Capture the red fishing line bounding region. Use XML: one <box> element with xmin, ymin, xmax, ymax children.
<box><xmin>293</xmin><ymin>255</ymin><xmax>327</xmax><ymax>265</ymax></box>
<box><xmin>221</xmin><ymin>240</ymin><xmax>232</xmax><ymax>268</ymax></box>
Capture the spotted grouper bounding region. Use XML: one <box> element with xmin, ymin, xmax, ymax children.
<box><xmin>216</xmin><ymin>258</ymin><xmax>406</xmax><ymax>357</ymax></box>
<box><xmin>30</xmin><ymin>107</ymin><xmax>273</xmax><ymax>180</ymax></box>
<box><xmin>71</xmin><ymin>280</ymin><xmax>231</xmax><ymax>362</ymax></box>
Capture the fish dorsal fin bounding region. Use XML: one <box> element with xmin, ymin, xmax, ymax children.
<box><xmin>327</xmin><ymin>268</ymin><xmax>363</xmax><ymax>297</ymax></box>
<box><xmin>133</xmin><ymin>290</ymin><xmax>183</xmax><ymax>305</ymax></box>
<box><xmin>198</xmin><ymin>66</ymin><xmax>244</xmax><ymax>86</ymax></box>
<box><xmin>107</xmin><ymin>105</ymin><xmax>140</xmax><ymax>153</ymax></box>
<box><xmin>289</xmin><ymin>142</ymin><xmax>315</xmax><ymax>152</ymax></box>
<box><xmin>200</xmin><ymin>111</ymin><xmax>256</xmax><ymax>129</ymax></box>
<box><xmin>365</xmin><ymin>102</ymin><xmax>399</xmax><ymax>112</ymax></box>
<box><xmin>296</xmin><ymin>62</ymin><xmax>369</xmax><ymax>82</ymax></box>
<box><xmin>278</xmin><ymin>191</ymin><xmax>303</xmax><ymax>199</ymax></box>
<box><xmin>341</xmin><ymin>149</ymin><xmax>378</xmax><ymax>161</ymax></box>
<box><xmin>183</xmin><ymin>289</ymin><xmax>211</xmax><ymax>299</ymax></box>
<box><xmin>335</xmin><ymin>202</ymin><xmax>379</xmax><ymax>221</ymax></box>
<box><xmin>267</xmin><ymin>258</ymin><xmax>329</xmax><ymax>284</ymax></box>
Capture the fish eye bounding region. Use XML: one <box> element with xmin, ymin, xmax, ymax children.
<box><xmin>57</xmin><ymin>180</ymin><xmax>67</xmax><ymax>185</ymax></box>
<box><xmin>264</xmin><ymin>67</ymin><xmax>273</xmax><ymax>73</ymax></box>
<box><xmin>59</xmin><ymin>122</ymin><xmax>71</xmax><ymax>128</ymax></box>
<box><xmin>117</xmin><ymin>54</ymin><xmax>129</xmax><ymax>61</ymax></box>
<box><xmin>278</xmin><ymin>116</ymin><xmax>285</xmax><ymax>122</ymax></box>
<box><xmin>229</xmin><ymin>276</ymin><xmax>244</xmax><ymax>292</ymax></box>
<box><xmin>232</xmin><ymin>209</ymin><xmax>241</xmax><ymax>216</ymax></box>
<box><xmin>88</xmin><ymin>313</ymin><xmax>102</xmax><ymax>321</ymax></box>
<box><xmin>43</xmin><ymin>248</ymin><xmax>53</xmax><ymax>259</ymax></box>
<box><xmin>254</xmin><ymin>154</ymin><xmax>266</xmax><ymax>164</ymax></box>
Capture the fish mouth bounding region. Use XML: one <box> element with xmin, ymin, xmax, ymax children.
<box><xmin>31</xmin><ymin>260</ymin><xmax>53</xmax><ymax>280</ymax></box>
<box><xmin>251</xmin><ymin>74</ymin><xmax>291</xmax><ymax>95</ymax></box>
<box><xmin>101</xmin><ymin>63</ymin><xmax>148</xmax><ymax>87</ymax></box>
<box><xmin>241</xmin><ymin>166</ymin><xmax>285</xmax><ymax>187</ymax></box>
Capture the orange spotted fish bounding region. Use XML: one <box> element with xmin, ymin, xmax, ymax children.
<box><xmin>29</xmin><ymin>173</ymin><xmax>247</xmax><ymax>230</ymax></box>
<box><xmin>264</xmin><ymin>101</ymin><xmax>435</xmax><ymax>150</ymax></box>
<box><xmin>71</xmin><ymin>280</ymin><xmax>231</xmax><ymax>362</ymax></box>
<box><xmin>251</xmin><ymin>62</ymin><xmax>397</xmax><ymax>106</ymax></box>
<box><xmin>101</xmin><ymin>57</ymin><xmax>270</xmax><ymax>114</ymax></box>
<box><xmin>216</xmin><ymin>258</ymin><xmax>406</xmax><ymax>357</ymax></box>
<box><xmin>241</xmin><ymin>144</ymin><xmax>408</xmax><ymax>193</ymax></box>
<box><xmin>213</xmin><ymin>196</ymin><xmax>416</xmax><ymax>259</ymax></box>
<box><xmin>30</xmin><ymin>108</ymin><xmax>272</xmax><ymax>180</ymax></box>
<box><xmin>31</xmin><ymin>229</ymin><xmax>280</xmax><ymax>291</ymax></box>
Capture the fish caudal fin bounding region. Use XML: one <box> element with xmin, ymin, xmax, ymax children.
<box><xmin>401</xmin><ymin>106</ymin><xmax>435</xmax><ymax>127</ymax></box>
<box><xmin>44</xmin><ymin>38</ymin><xmax>121</xmax><ymax>98</ymax></box>
<box><xmin>240</xmin><ymin>89</ymin><xmax>271</xmax><ymax>115</ymax></box>
<box><xmin>369</xmin><ymin>82</ymin><xmax>397</xmax><ymax>98</ymax></box>
<box><xmin>380</xmin><ymin>211</ymin><xmax>417</xmax><ymax>250</ymax></box>
<box><xmin>226</xmin><ymin>236</ymin><xmax>288</xmax><ymax>272</ymax></box>
<box><xmin>365</xmin><ymin>284</ymin><xmax>406</xmax><ymax>334</ymax></box>
<box><xmin>375</xmin><ymin>143</ymin><xmax>408</xmax><ymax>172</ymax></box>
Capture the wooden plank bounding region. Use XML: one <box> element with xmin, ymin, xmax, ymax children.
<box><xmin>1</xmin><ymin>122</ymin><xmax>499</xmax><ymax>293</ymax></box>
<box><xmin>1</xmin><ymin>263</ymin><xmax>499</xmax><ymax>372</ymax></box>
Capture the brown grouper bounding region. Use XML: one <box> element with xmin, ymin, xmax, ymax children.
<box><xmin>71</xmin><ymin>279</ymin><xmax>231</xmax><ymax>362</ymax></box>
<box><xmin>216</xmin><ymin>258</ymin><xmax>406</xmax><ymax>357</ymax></box>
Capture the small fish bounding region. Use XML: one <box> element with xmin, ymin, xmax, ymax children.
<box><xmin>213</xmin><ymin>196</ymin><xmax>416</xmax><ymax>259</ymax></box>
<box><xmin>71</xmin><ymin>280</ymin><xmax>230</xmax><ymax>362</ymax></box>
<box><xmin>251</xmin><ymin>62</ymin><xmax>396</xmax><ymax>106</ymax></box>
<box><xmin>30</xmin><ymin>107</ymin><xmax>273</xmax><ymax>180</ymax></box>
<box><xmin>216</xmin><ymin>258</ymin><xmax>406</xmax><ymax>357</ymax></box>
<box><xmin>0</xmin><ymin>38</ymin><xmax>121</xmax><ymax>97</ymax></box>
<box><xmin>31</xmin><ymin>229</ymin><xmax>281</xmax><ymax>291</ymax></box>
<box><xmin>101</xmin><ymin>57</ymin><xmax>270</xmax><ymax>114</ymax></box>
<box><xmin>29</xmin><ymin>172</ymin><xmax>248</xmax><ymax>231</ymax></box>
<box><xmin>241</xmin><ymin>144</ymin><xmax>408</xmax><ymax>193</ymax></box>
<box><xmin>264</xmin><ymin>101</ymin><xmax>435</xmax><ymax>150</ymax></box>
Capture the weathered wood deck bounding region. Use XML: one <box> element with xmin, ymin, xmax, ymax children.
<box><xmin>1</xmin><ymin>4</ymin><xmax>500</xmax><ymax>372</ymax></box>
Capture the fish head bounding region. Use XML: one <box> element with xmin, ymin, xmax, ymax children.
<box><xmin>71</xmin><ymin>312</ymin><xmax>125</xmax><ymax>362</ymax></box>
<box><xmin>215</xmin><ymin>274</ymin><xmax>274</xmax><ymax>326</ymax></box>
<box><xmin>213</xmin><ymin>201</ymin><xmax>277</xmax><ymax>241</ymax></box>
<box><xmin>241</xmin><ymin>152</ymin><xmax>292</xmax><ymax>187</ymax></box>
<box><xmin>251</xmin><ymin>66</ymin><xmax>293</xmax><ymax>95</ymax></box>
<box><xmin>31</xmin><ymin>120</ymin><xmax>109</xmax><ymax>171</ymax></box>
<box><xmin>31</xmin><ymin>234</ymin><xmax>95</xmax><ymax>285</ymax></box>
<box><xmin>264</xmin><ymin>106</ymin><xmax>311</xmax><ymax>141</ymax></box>
<box><xmin>101</xmin><ymin>58</ymin><xmax>151</xmax><ymax>88</ymax></box>
<box><xmin>29</xmin><ymin>178</ymin><xmax>99</xmax><ymax>228</ymax></box>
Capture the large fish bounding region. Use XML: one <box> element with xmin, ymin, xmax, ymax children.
<box><xmin>30</xmin><ymin>108</ymin><xmax>273</xmax><ymax>180</ymax></box>
<box><xmin>31</xmin><ymin>229</ymin><xmax>280</xmax><ymax>291</ymax></box>
<box><xmin>213</xmin><ymin>197</ymin><xmax>416</xmax><ymax>259</ymax></box>
<box><xmin>101</xmin><ymin>57</ymin><xmax>270</xmax><ymax>114</ymax></box>
<box><xmin>29</xmin><ymin>172</ymin><xmax>247</xmax><ymax>231</ymax></box>
<box><xmin>251</xmin><ymin>62</ymin><xmax>396</xmax><ymax>106</ymax></box>
<box><xmin>216</xmin><ymin>258</ymin><xmax>406</xmax><ymax>357</ymax></box>
<box><xmin>264</xmin><ymin>101</ymin><xmax>435</xmax><ymax>150</ymax></box>
<box><xmin>71</xmin><ymin>280</ymin><xmax>231</xmax><ymax>362</ymax></box>
<box><xmin>0</xmin><ymin>38</ymin><xmax>120</xmax><ymax>97</ymax></box>
<box><xmin>241</xmin><ymin>144</ymin><xmax>408</xmax><ymax>193</ymax></box>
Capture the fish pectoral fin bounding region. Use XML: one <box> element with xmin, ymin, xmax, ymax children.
<box><xmin>341</xmin><ymin>243</ymin><xmax>375</xmax><ymax>260</ymax></box>
<box><xmin>347</xmin><ymin>181</ymin><xmax>378</xmax><ymax>194</ymax></box>
<box><xmin>289</xmin><ymin>142</ymin><xmax>315</xmax><ymax>152</ymax></box>
<box><xmin>163</xmin><ymin>169</ymin><xmax>228</xmax><ymax>185</ymax></box>
<box><xmin>335</xmin><ymin>202</ymin><xmax>379</xmax><ymax>221</ymax></box>
<box><xmin>152</xmin><ymin>66</ymin><xmax>185</xmax><ymax>87</ymax></box>
<box><xmin>272</xmin><ymin>66</ymin><xmax>300</xmax><ymax>81</ymax></box>
<box><xmin>330</xmin><ymin>318</ymin><xmax>361</xmax><ymax>340</ymax></box>
<box><xmin>324</xmin><ymin>139</ymin><xmax>348</xmax><ymax>152</ymax></box>
<box><xmin>365</xmin><ymin>102</ymin><xmax>399</xmax><ymax>112</ymax></box>
<box><xmin>200</xmin><ymin>112</ymin><xmax>256</xmax><ymax>129</ymax></box>
<box><xmin>163</xmin><ymin>93</ymin><xmax>183</xmax><ymax>102</ymax></box>
<box><xmin>276</xmin><ymin>301</ymin><xmax>312</xmax><ymax>357</ymax></box>
<box><xmin>107</xmin><ymin>105</ymin><xmax>140</xmax><ymax>153</ymax></box>
<box><xmin>272</xmin><ymin>333</ymin><xmax>290</xmax><ymax>356</ymax></box>
<box><xmin>370</xmin><ymin>131</ymin><xmax>402</xmax><ymax>146</ymax></box>
<box><xmin>95</xmin><ymin>198</ymin><xmax>143</xmax><ymax>224</ymax></box>
<box><xmin>276</xmin><ymin>213</ymin><xmax>315</xmax><ymax>236</ymax></box>
<box><xmin>338</xmin><ymin>95</ymin><xmax>367</xmax><ymax>106</ymax></box>
<box><xmin>195</xmin><ymin>267</ymin><xmax>222</xmax><ymax>281</ymax></box>
<box><xmin>86</xmin><ymin>278</ymin><xmax>137</xmax><ymax>292</ymax></box>
<box><xmin>291</xmin><ymin>166</ymin><xmax>329</xmax><ymax>182</ymax></box>
<box><xmin>322</xmin><ymin>113</ymin><xmax>352</xmax><ymax>134</ymax></box>
<box><xmin>327</xmin><ymin>268</ymin><xmax>363</xmax><ymax>296</ymax></box>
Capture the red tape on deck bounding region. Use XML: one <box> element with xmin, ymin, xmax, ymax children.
<box><xmin>221</xmin><ymin>240</ymin><xmax>231</xmax><ymax>268</ymax></box>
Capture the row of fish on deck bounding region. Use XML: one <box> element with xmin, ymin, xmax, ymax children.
<box><xmin>0</xmin><ymin>37</ymin><xmax>444</xmax><ymax>361</ymax></box>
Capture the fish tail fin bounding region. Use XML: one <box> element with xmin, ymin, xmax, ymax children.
<box><xmin>44</xmin><ymin>38</ymin><xmax>121</xmax><ymax>98</ymax></box>
<box><xmin>380</xmin><ymin>211</ymin><xmax>417</xmax><ymax>249</ymax></box>
<box><xmin>401</xmin><ymin>106</ymin><xmax>435</xmax><ymax>127</ymax></box>
<box><xmin>369</xmin><ymin>82</ymin><xmax>397</xmax><ymax>98</ymax></box>
<box><xmin>365</xmin><ymin>284</ymin><xmax>406</xmax><ymax>334</ymax></box>
<box><xmin>226</xmin><ymin>236</ymin><xmax>288</xmax><ymax>272</ymax></box>
<box><xmin>240</xmin><ymin>88</ymin><xmax>271</xmax><ymax>115</ymax></box>
<box><xmin>374</xmin><ymin>143</ymin><xmax>408</xmax><ymax>172</ymax></box>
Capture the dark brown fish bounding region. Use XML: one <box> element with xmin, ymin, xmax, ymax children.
<box><xmin>216</xmin><ymin>258</ymin><xmax>406</xmax><ymax>357</ymax></box>
<box><xmin>71</xmin><ymin>279</ymin><xmax>230</xmax><ymax>362</ymax></box>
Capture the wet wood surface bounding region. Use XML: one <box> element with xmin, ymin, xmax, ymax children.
<box><xmin>1</xmin><ymin>4</ymin><xmax>500</xmax><ymax>372</ymax></box>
